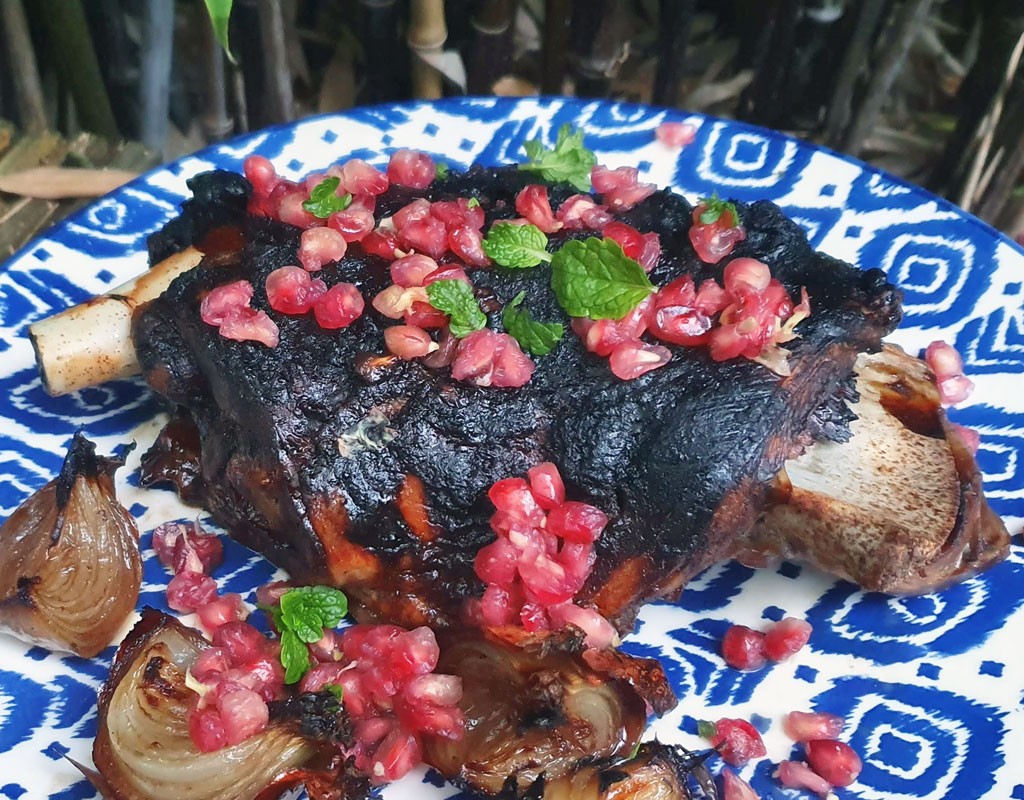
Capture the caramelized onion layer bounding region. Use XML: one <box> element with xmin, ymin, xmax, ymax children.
<box><xmin>0</xmin><ymin>433</ymin><xmax>141</xmax><ymax>657</ymax></box>
<box><xmin>93</xmin><ymin>610</ymin><xmax>316</xmax><ymax>800</ymax></box>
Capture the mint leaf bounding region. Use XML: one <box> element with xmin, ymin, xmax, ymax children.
<box><xmin>425</xmin><ymin>279</ymin><xmax>487</xmax><ymax>338</ymax></box>
<box><xmin>697</xmin><ymin>720</ymin><xmax>718</xmax><ymax>740</ymax></box>
<box><xmin>503</xmin><ymin>292</ymin><xmax>564</xmax><ymax>356</ymax></box>
<box><xmin>550</xmin><ymin>238</ymin><xmax>655</xmax><ymax>319</ymax></box>
<box><xmin>325</xmin><ymin>684</ymin><xmax>344</xmax><ymax>701</ymax></box>
<box><xmin>279</xmin><ymin>586</ymin><xmax>349</xmax><ymax>643</ymax></box>
<box><xmin>281</xmin><ymin>629</ymin><xmax>311</xmax><ymax>685</ymax></box>
<box><xmin>435</xmin><ymin>162</ymin><xmax>450</xmax><ymax>180</ymax></box>
<box><xmin>518</xmin><ymin>124</ymin><xmax>597</xmax><ymax>192</ymax></box>
<box><xmin>482</xmin><ymin>222</ymin><xmax>551</xmax><ymax>268</ymax></box>
<box><xmin>696</xmin><ymin>194</ymin><xmax>739</xmax><ymax>226</ymax></box>
<box><xmin>467</xmin><ymin>197</ymin><xmax>480</xmax><ymax>209</ymax></box>
<box><xmin>302</xmin><ymin>177</ymin><xmax>353</xmax><ymax>218</ymax></box>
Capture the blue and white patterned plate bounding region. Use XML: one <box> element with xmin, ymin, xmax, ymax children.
<box><xmin>0</xmin><ymin>97</ymin><xmax>1021</xmax><ymax>800</ymax></box>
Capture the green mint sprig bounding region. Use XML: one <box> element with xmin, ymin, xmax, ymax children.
<box><xmin>697</xmin><ymin>719</ymin><xmax>718</xmax><ymax>739</ymax></box>
<box><xmin>270</xmin><ymin>586</ymin><xmax>349</xmax><ymax>684</ymax></box>
<box><xmin>550</xmin><ymin>238</ymin><xmax>655</xmax><ymax>320</ymax></box>
<box><xmin>503</xmin><ymin>292</ymin><xmax>564</xmax><ymax>356</ymax></box>
<box><xmin>519</xmin><ymin>124</ymin><xmax>596</xmax><ymax>192</ymax></box>
<box><xmin>482</xmin><ymin>222</ymin><xmax>551</xmax><ymax>269</ymax></box>
<box><xmin>425</xmin><ymin>279</ymin><xmax>487</xmax><ymax>338</ymax></box>
<box><xmin>302</xmin><ymin>177</ymin><xmax>353</xmax><ymax>218</ymax></box>
<box><xmin>435</xmin><ymin>162</ymin><xmax>450</xmax><ymax>180</ymax></box>
<box><xmin>696</xmin><ymin>194</ymin><xmax>739</xmax><ymax>226</ymax></box>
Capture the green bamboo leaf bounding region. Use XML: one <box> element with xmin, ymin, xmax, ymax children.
<box><xmin>204</xmin><ymin>0</ymin><xmax>236</xmax><ymax>64</ymax></box>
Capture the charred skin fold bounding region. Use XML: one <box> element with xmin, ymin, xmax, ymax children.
<box><xmin>132</xmin><ymin>167</ymin><xmax>905</xmax><ymax>637</ymax></box>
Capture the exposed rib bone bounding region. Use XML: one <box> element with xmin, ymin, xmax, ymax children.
<box><xmin>29</xmin><ymin>246</ymin><xmax>203</xmax><ymax>396</ymax></box>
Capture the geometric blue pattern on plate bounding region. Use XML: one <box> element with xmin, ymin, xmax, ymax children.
<box><xmin>0</xmin><ymin>97</ymin><xmax>1021</xmax><ymax>799</ymax></box>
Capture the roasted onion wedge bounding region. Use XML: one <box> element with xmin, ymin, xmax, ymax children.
<box><xmin>423</xmin><ymin>629</ymin><xmax>670</xmax><ymax>796</ymax></box>
<box><xmin>0</xmin><ymin>433</ymin><xmax>141</xmax><ymax>657</ymax></box>
<box><xmin>92</xmin><ymin>610</ymin><xmax>321</xmax><ymax>800</ymax></box>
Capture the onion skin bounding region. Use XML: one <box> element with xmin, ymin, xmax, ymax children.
<box><xmin>423</xmin><ymin>628</ymin><xmax>672</xmax><ymax>796</ymax></box>
<box><xmin>0</xmin><ymin>433</ymin><xmax>141</xmax><ymax>657</ymax></box>
<box><xmin>92</xmin><ymin>609</ymin><xmax>322</xmax><ymax>800</ymax></box>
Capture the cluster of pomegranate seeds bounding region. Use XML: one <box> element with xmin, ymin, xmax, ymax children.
<box><xmin>451</xmin><ymin>329</ymin><xmax>536</xmax><ymax>388</ymax></box>
<box><xmin>556</xmin><ymin>193</ymin><xmax>614</xmax><ymax>230</ymax></box>
<box><xmin>571</xmin><ymin>296</ymin><xmax>671</xmax><ymax>381</ymax></box>
<box><xmin>603</xmin><ymin>221</ymin><xmax>661</xmax><ymax>271</ymax></box>
<box><xmin>721</xmin><ymin>616</ymin><xmax>812</xmax><ymax>670</ymax></box>
<box><xmin>296</xmin><ymin>624</ymin><xmax>464</xmax><ymax>783</ymax></box>
<box><xmin>465</xmin><ymin>463</ymin><xmax>617</xmax><ymax>648</ymax></box>
<box><xmin>264</xmin><ymin>266</ymin><xmax>365</xmax><ymax>330</ymax></box>
<box><xmin>701</xmin><ymin>718</ymin><xmax>767</xmax><ymax>766</ymax></box>
<box><xmin>200</xmin><ymin>279</ymin><xmax>280</xmax><ymax>347</ymax></box>
<box><xmin>591</xmin><ymin>164</ymin><xmax>656</xmax><ymax>210</ymax></box>
<box><xmin>187</xmin><ymin>621</ymin><xmax>285</xmax><ymax>752</ymax></box>
<box><xmin>689</xmin><ymin>196</ymin><xmax>746</xmax><ymax>264</ymax></box>
<box><xmin>655</xmin><ymin>121</ymin><xmax>698</xmax><ymax>149</ymax></box>
<box><xmin>924</xmin><ymin>340</ymin><xmax>975</xmax><ymax>406</ymax></box>
<box><xmin>381</xmin><ymin>196</ymin><xmax>490</xmax><ymax>267</ymax></box>
<box><xmin>648</xmin><ymin>275</ymin><xmax>727</xmax><ymax>346</ymax></box>
<box><xmin>516</xmin><ymin>185</ymin><xmax>563</xmax><ymax>232</ymax></box>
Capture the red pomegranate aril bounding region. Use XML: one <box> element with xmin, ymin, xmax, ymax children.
<box><xmin>805</xmin><ymin>740</ymin><xmax>862</xmax><ymax>787</ymax></box>
<box><xmin>720</xmin><ymin>769</ymin><xmax>760</xmax><ymax>800</ymax></box>
<box><xmin>387</xmin><ymin>149</ymin><xmax>435</xmax><ymax>189</ymax></box>
<box><xmin>925</xmin><ymin>340</ymin><xmax>964</xmax><ymax>377</ymax></box>
<box><xmin>448</xmin><ymin>224</ymin><xmax>491</xmax><ymax>266</ymax></box>
<box><xmin>373</xmin><ymin>284</ymin><xmax>426</xmax><ymax>319</ymax></box>
<box><xmin>938</xmin><ymin>374</ymin><xmax>975</xmax><ymax>406</ymax></box>
<box><xmin>519</xmin><ymin>601</ymin><xmax>551</xmax><ymax>631</ymax></box>
<box><xmin>362</xmin><ymin>229</ymin><xmax>401</xmax><ymax>260</ymax></box>
<box><xmin>950</xmin><ymin>422</ymin><xmax>981</xmax><ymax>454</ymax></box>
<box><xmin>488</xmin><ymin>478</ymin><xmax>545</xmax><ymax>527</ymax></box>
<box><xmin>190</xmin><ymin>707</ymin><xmax>228</xmax><ymax>753</ymax></box>
<box><xmin>398</xmin><ymin>216</ymin><xmax>448</xmax><ymax>259</ymax></box>
<box><xmin>197</xmin><ymin>593</ymin><xmax>247</xmax><ymax>631</ymax></box>
<box><xmin>213</xmin><ymin>621</ymin><xmax>268</xmax><ymax>666</ymax></box>
<box><xmin>326</xmin><ymin>207</ymin><xmax>375</xmax><ymax>243</ymax></box>
<box><xmin>764</xmin><ymin>617</ymin><xmax>812</xmax><ymax>661</ymax></box>
<box><xmin>784</xmin><ymin>711</ymin><xmax>845</xmax><ymax>742</ymax></box>
<box><xmin>217</xmin><ymin>685</ymin><xmax>269</xmax><ymax>746</ymax></box>
<box><xmin>393</xmin><ymin>198</ymin><xmax>432</xmax><ymax>228</ymax></box>
<box><xmin>218</xmin><ymin>307</ymin><xmax>280</xmax><ymax>348</ymax></box>
<box><xmin>255</xmin><ymin>580</ymin><xmax>293</xmax><ymax>607</ymax></box>
<box><xmin>391</xmin><ymin>254</ymin><xmax>439</xmax><ymax>288</ymax></box>
<box><xmin>526</xmin><ymin>462</ymin><xmax>566</xmax><ymax>510</ymax></box>
<box><xmin>548</xmin><ymin>603</ymin><xmax>617</xmax><ymax>649</ymax></box>
<box><xmin>277</xmin><ymin>189</ymin><xmax>320</xmax><ymax>229</ymax></box>
<box><xmin>707</xmin><ymin>718</ymin><xmax>767</xmax><ymax>766</ymax></box>
<box><xmin>308</xmin><ymin>628</ymin><xmax>343</xmax><ymax>663</ymax></box>
<box><xmin>574</xmin><ymin>298</ymin><xmax>651</xmax><ymax>356</ymax></box>
<box><xmin>452</xmin><ymin>330</ymin><xmax>535</xmax><ymax>388</ymax></box>
<box><xmin>479</xmin><ymin>583</ymin><xmax>517</xmax><ymax>625</ymax></box>
<box><xmin>299</xmin><ymin>661</ymin><xmax>349</xmax><ymax>695</ymax></box>
<box><xmin>244</xmin><ymin>655</ymin><xmax>286</xmax><ymax>701</ymax></box>
<box><xmin>152</xmin><ymin>521</ymin><xmax>189</xmax><ymax>568</ymax></box>
<box><xmin>314</xmin><ymin>283</ymin><xmax>365</xmax><ymax>329</ymax></box>
<box><xmin>609</xmin><ymin>341</ymin><xmax>671</xmax><ymax>380</ymax></box>
<box><xmin>397</xmin><ymin>698</ymin><xmax>465</xmax><ymax>740</ymax></box>
<box><xmin>403</xmin><ymin>673</ymin><xmax>463</xmax><ymax>707</ymax></box>
<box><xmin>690</xmin><ymin>206</ymin><xmax>746</xmax><ymax>264</ymax></box>
<box><xmin>336</xmin><ymin>158</ymin><xmax>390</xmax><ymax>196</ymax></box>
<box><xmin>192</xmin><ymin>646</ymin><xmax>231</xmax><ymax>681</ymax></box>
<box><xmin>363</xmin><ymin>728</ymin><xmax>422</xmax><ymax>784</ymax></box>
<box><xmin>475</xmin><ymin>537</ymin><xmax>520</xmax><ymax>586</ymax></box>
<box><xmin>404</xmin><ymin>301</ymin><xmax>450</xmax><ymax>329</ymax></box>
<box><xmin>167</xmin><ymin>570</ymin><xmax>218</xmax><ymax>613</ymax></box>
<box><xmin>266</xmin><ymin>266</ymin><xmax>323</xmax><ymax>314</ymax></box>
<box><xmin>556</xmin><ymin>194</ymin><xmax>613</xmax><ymax>230</ymax></box>
<box><xmin>590</xmin><ymin>164</ymin><xmax>656</xmax><ymax>210</ymax></box>
<box><xmin>201</xmin><ymin>280</ymin><xmax>254</xmax><ymax>326</ymax></box>
<box><xmin>423</xmin><ymin>265</ymin><xmax>471</xmax><ymax>286</ymax></box>
<box><xmin>516</xmin><ymin>185</ymin><xmax>563</xmax><ymax>233</ymax></box>
<box><xmin>656</xmin><ymin>121</ymin><xmax>698</xmax><ymax>148</ymax></box>
<box><xmin>491</xmin><ymin>334</ymin><xmax>536</xmax><ymax>388</ymax></box>
<box><xmin>603</xmin><ymin>222</ymin><xmax>647</xmax><ymax>263</ymax></box>
<box><xmin>431</xmin><ymin>198</ymin><xmax>485</xmax><ymax>230</ymax></box>
<box><xmin>721</xmin><ymin>624</ymin><xmax>768</xmax><ymax>671</ymax></box>
<box><xmin>385</xmin><ymin>325</ymin><xmax>435</xmax><ymax>360</ymax></box>
<box><xmin>545</xmin><ymin>501</ymin><xmax>608</xmax><ymax>544</ymax></box>
<box><xmin>778</xmin><ymin>760</ymin><xmax>832</xmax><ymax>796</ymax></box>
<box><xmin>724</xmin><ymin>258</ymin><xmax>772</xmax><ymax>293</ymax></box>
<box><xmin>172</xmin><ymin>531</ymin><xmax>223</xmax><ymax>576</ymax></box>
<box><xmin>243</xmin><ymin>155</ymin><xmax>278</xmax><ymax>196</ymax></box>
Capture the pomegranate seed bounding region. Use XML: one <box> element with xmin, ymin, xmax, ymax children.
<box><xmin>724</xmin><ymin>258</ymin><xmax>772</xmax><ymax>293</ymax></box>
<box><xmin>590</xmin><ymin>164</ymin><xmax>656</xmax><ymax>210</ymax></box>
<box><xmin>213</xmin><ymin>621</ymin><xmax>268</xmax><ymax>666</ymax></box>
<box><xmin>243</xmin><ymin>155</ymin><xmax>279</xmax><ymax>197</ymax></box>
<box><xmin>314</xmin><ymin>283</ymin><xmax>365</xmax><ymax>329</ymax></box>
<box><xmin>448</xmin><ymin>225</ymin><xmax>491</xmax><ymax>266</ymax></box>
<box><xmin>690</xmin><ymin>210</ymin><xmax>746</xmax><ymax>264</ymax></box>
<box><xmin>423</xmin><ymin>265</ymin><xmax>471</xmax><ymax>286</ymax></box>
<box><xmin>266</xmin><ymin>266</ymin><xmax>327</xmax><ymax>315</ymax></box>
<box><xmin>556</xmin><ymin>194</ymin><xmax>613</xmax><ymax>230</ymax></box>
<box><xmin>655</xmin><ymin>121</ymin><xmax>698</xmax><ymax>148</ymax></box>
<box><xmin>608</xmin><ymin>341</ymin><xmax>671</xmax><ymax>380</ymax></box>
<box><xmin>805</xmin><ymin>740</ymin><xmax>862</xmax><ymax>787</ymax></box>
<box><xmin>398</xmin><ymin>217</ymin><xmax>448</xmax><ymax>260</ymax></box>
<box><xmin>299</xmin><ymin>661</ymin><xmax>349</xmax><ymax>694</ymax></box>
<box><xmin>404</xmin><ymin>301</ymin><xmax>449</xmax><ymax>329</ymax></box>
<box><xmin>721</xmin><ymin>624</ymin><xmax>768</xmax><ymax>671</ymax></box>
<box><xmin>276</xmin><ymin>189</ymin><xmax>320</xmax><ymax>228</ymax></box>
<box><xmin>547</xmin><ymin>602</ymin><xmax>617</xmax><ymax>649</ymax></box>
<box><xmin>573</xmin><ymin>298</ymin><xmax>652</xmax><ymax>356</ymax></box>
<box><xmin>391</xmin><ymin>254</ymin><xmax>439</xmax><ymax>288</ymax></box>
<box><xmin>171</xmin><ymin>530</ymin><xmax>223</xmax><ymax>576</ymax></box>
<box><xmin>201</xmin><ymin>280</ymin><xmax>254</xmax><ymax>326</ymax></box>
<box><xmin>298</xmin><ymin>227</ymin><xmax>348</xmax><ymax>271</ymax></box>
<box><xmin>519</xmin><ymin>602</ymin><xmax>551</xmax><ymax>632</ymax></box>
<box><xmin>361</xmin><ymin>229</ymin><xmax>401</xmax><ymax>260</ymax></box>
<box><xmin>488</xmin><ymin>478</ymin><xmax>546</xmax><ymax>530</ymax></box>
<box><xmin>373</xmin><ymin>284</ymin><xmax>427</xmax><ymax>319</ymax></box>
<box><xmin>385</xmin><ymin>325</ymin><xmax>435</xmax><ymax>360</ymax></box>
<box><xmin>218</xmin><ymin>307</ymin><xmax>280</xmax><ymax>348</ymax></box>
<box><xmin>387</xmin><ymin>149</ymin><xmax>435</xmax><ymax>189</ymax></box>
<box><xmin>937</xmin><ymin>374</ymin><xmax>975</xmax><ymax>406</ymax></box>
<box><xmin>451</xmin><ymin>330</ymin><xmax>535</xmax><ymax>388</ymax></box>
<box><xmin>167</xmin><ymin>570</ymin><xmax>218</xmax><ymax>613</ymax></box>
<box><xmin>192</xmin><ymin>647</ymin><xmax>231</xmax><ymax>681</ymax></box>
<box><xmin>950</xmin><ymin>422</ymin><xmax>981</xmax><ymax>454</ymax></box>
<box><xmin>475</xmin><ymin>537</ymin><xmax>520</xmax><ymax>587</ymax></box>
<box><xmin>189</xmin><ymin>707</ymin><xmax>228</xmax><ymax>752</ymax></box>
<box><xmin>327</xmin><ymin>207</ymin><xmax>376</xmax><ymax>242</ymax></box>
<box><xmin>720</xmin><ymin>768</ymin><xmax>761</xmax><ymax>800</ymax></box>
<box><xmin>480</xmin><ymin>583</ymin><xmax>518</xmax><ymax>625</ymax></box>
<box><xmin>393</xmin><ymin>198</ymin><xmax>432</xmax><ymax>228</ymax></box>
<box><xmin>925</xmin><ymin>340</ymin><xmax>964</xmax><ymax>377</ymax></box>
<box><xmin>545</xmin><ymin>501</ymin><xmax>608</xmax><ymax>543</ymax></box>
<box><xmin>603</xmin><ymin>222</ymin><xmax>647</xmax><ymax>263</ymax></box>
<box><xmin>430</xmin><ymin>198</ymin><xmax>485</xmax><ymax>231</ymax></box>
<box><xmin>196</xmin><ymin>593</ymin><xmax>248</xmax><ymax>631</ymax></box>
<box><xmin>764</xmin><ymin>617</ymin><xmax>812</xmax><ymax>661</ymax></box>
<box><xmin>255</xmin><ymin>580</ymin><xmax>293</xmax><ymax>608</ymax></box>
<box><xmin>777</xmin><ymin>760</ymin><xmax>832</xmax><ymax>796</ymax></box>
<box><xmin>335</xmin><ymin>158</ymin><xmax>389</xmax><ymax>196</ymax></box>
<box><xmin>217</xmin><ymin>685</ymin><xmax>269</xmax><ymax>745</ymax></box>
<box><xmin>515</xmin><ymin>185</ymin><xmax>563</xmax><ymax>233</ymax></box>
<box><xmin>784</xmin><ymin>711</ymin><xmax>845</xmax><ymax>742</ymax></box>
<box><xmin>706</xmin><ymin>718</ymin><xmax>767</xmax><ymax>766</ymax></box>
<box><xmin>526</xmin><ymin>462</ymin><xmax>566</xmax><ymax>510</ymax></box>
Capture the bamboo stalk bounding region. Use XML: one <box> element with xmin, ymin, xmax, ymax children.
<box><xmin>842</xmin><ymin>0</ymin><xmax>935</xmax><ymax>157</ymax></box>
<box><xmin>33</xmin><ymin>0</ymin><xmax>119</xmax><ymax>138</ymax></box>
<box><xmin>29</xmin><ymin>247</ymin><xmax>204</xmax><ymax>396</ymax></box>
<box><xmin>570</xmin><ymin>0</ymin><xmax>633</xmax><ymax>98</ymax></box>
<box><xmin>651</xmin><ymin>0</ymin><xmax>695</xmax><ymax>107</ymax></box>
<box><xmin>257</xmin><ymin>0</ymin><xmax>294</xmax><ymax>122</ymax></box>
<box><xmin>140</xmin><ymin>0</ymin><xmax>175</xmax><ymax>154</ymax></box>
<box><xmin>1</xmin><ymin>0</ymin><xmax>47</xmax><ymax>133</ymax></box>
<box><xmin>408</xmin><ymin>0</ymin><xmax>447</xmax><ymax>99</ymax></box>
<box><xmin>466</xmin><ymin>0</ymin><xmax>517</xmax><ymax>95</ymax></box>
<box><xmin>202</xmin><ymin>0</ymin><xmax>234</xmax><ymax>141</ymax></box>
<box><xmin>823</xmin><ymin>0</ymin><xmax>892</xmax><ymax>146</ymax></box>
<box><xmin>541</xmin><ymin>0</ymin><xmax>571</xmax><ymax>94</ymax></box>
<box><xmin>358</xmin><ymin>0</ymin><xmax>406</xmax><ymax>103</ymax></box>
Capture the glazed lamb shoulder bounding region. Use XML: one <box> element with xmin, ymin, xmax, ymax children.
<box><xmin>128</xmin><ymin>165</ymin><xmax>969</xmax><ymax>636</ymax></box>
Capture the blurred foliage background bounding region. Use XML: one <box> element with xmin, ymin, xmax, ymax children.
<box><xmin>1</xmin><ymin>0</ymin><xmax>1023</xmax><ymax>241</ymax></box>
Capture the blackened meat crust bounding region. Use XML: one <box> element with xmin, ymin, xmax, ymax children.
<box><xmin>134</xmin><ymin>167</ymin><xmax>901</xmax><ymax>631</ymax></box>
